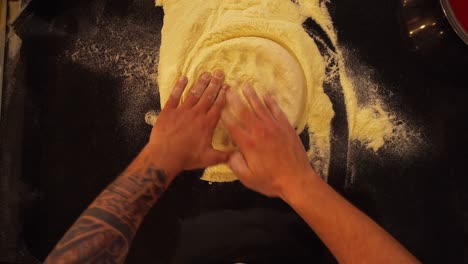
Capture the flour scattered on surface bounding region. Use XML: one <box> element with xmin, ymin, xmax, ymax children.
<box><xmin>339</xmin><ymin>46</ymin><xmax>424</xmax><ymax>156</ymax></box>
<box><xmin>155</xmin><ymin>0</ymin><xmax>422</xmax><ymax>183</ymax></box>
<box><xmin>60</xmin><ymin>11</ymin><xmax>162</xmax><ymax>139</ymax></box>
<box><xmin>59</xmin><ymin>0</ymin><xmax>422</xmax><ymax>185</ymax></box>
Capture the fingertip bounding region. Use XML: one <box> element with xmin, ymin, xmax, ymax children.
<box><xmin>201</xmin><ymin>72</ymin><xmax>212</xmax><ymax>81</ymax></box>
<box><xmin>179</xmin><ymin>76</ymin><xmax>188</xmax><ymax>84</ymax></box>
<box><xmin>228</xmin><ymin>151</ymin><xmax>249</xmax><ymax>177</ymax></box>
<box><xmin>175</xmin><ymin>77</ymin><xmax>188</xmax><ymax>94</ymax></box>
<box><xmin>263</xmin><ymin>93</ymin><xmax>274</xmax><ymax>103</ymax></box>
<box><xmin>227</xmin><ymin>151</ymin><xmax>240</xmax><ymax>168</ymax></box>
<box><xmin>214</xmin><ymin>69</ymin><xmax>225</xmax><ymax>79</ymax></box>
<box><xmin>243</xmin><ymin>83</ymin><xmax>253</xmax><ymax>96</ymax></box>
<box><xmin>263</xmin><ymin>95</ymin><xmax>272</xmax><ymax>110</ymax></box>
<box><xmin>218</xmin><ymin>84</ymin><xmax>229</xmax><ymax>99</ymax></box>
<box><xmin>164</xmin><ymin>76</ymin><xmax>188</xmax><ymax>109</ymax></box>
<box><xmin>184</xmin><ymin>73</ymin><xmax>212</xmax><ymax>107</ymax></box>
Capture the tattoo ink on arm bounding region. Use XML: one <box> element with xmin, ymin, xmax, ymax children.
<box><xmin>45</xmin><ymin>148</ymin><xmax>172</xmax><ymax>264</ymax></box>
<box><xmin>45</xmin><ymin>70</ymin><xmax>230</xmax><ymax>263</ymax></box>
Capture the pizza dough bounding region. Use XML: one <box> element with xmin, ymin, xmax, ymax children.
<box><xmin>155</xmin><ymin>0</ymin><xmax>400</xmax><ymax>183</ymax></box>
<box><xmin>156</xmin><ymin>0</ymin><xmax>332</xmax><ymax>182</ymax></box>
<box><xmin>186</xmin><ymin>37</ymin><xmax>307</xmax><ymax>150</ymax></box>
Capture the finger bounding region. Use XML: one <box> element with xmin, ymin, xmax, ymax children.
<box><xmin>221</xmin><ymin>108</ymin><xmax>241</xmax><ymax>134</ymax></box>
<box><xmin>221</xmin><ymin>108</ymin><xmax>250</xmax><ymax>144</ymax></box>
<box><xmin>202</xmin><ymin>149</ymin><xmax>231</xmax><ymax>167</ymax></box>
<box><xmin>243</xmin><ymin>84</ymin><xmax>272</xmax><ymax>120</ymax></box>
<box><xmin>227</xmin><ymin>90</ymin><xmax>257</xmax><ymax>123</ymax></box>
<box><xmin>196</xmin><ymin>69</ymin><xmax>225</xmax><ymax>112</ymax></box>
<box><xmin>264</xmin><ymin>94</ymin><xmax>289</xmax><ymax>124</ymax></box>
<box><xmin>164</xmin><ymin>76</ymin><xmax>188</xmax><ymax>109</ymax></box>
<box><xmin>183</xmin><ymin>72</ymin><xmax>212</xmax><ymax>108</ymax></box>
<box><xmin>228</xmin><ymin>151</ymin><xmax>254</xmax><ymax>180</ymax></box>
<box><xmin>207</xmin><ymin>84</ymin><xmax>229</xmax><ymax>126</ymax></box>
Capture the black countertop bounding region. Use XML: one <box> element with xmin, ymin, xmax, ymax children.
<box><xmin>0</xmin><ymin>0</ymin><xmax>466</xmax><ymax>263</ymax></box>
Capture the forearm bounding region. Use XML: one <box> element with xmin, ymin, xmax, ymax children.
<box><xmin>282</xmin><ymin>171</ymin><xmax>420</xmax><ymax>264</ymax></box>
<box><xmin>45</xmin><ymin>145</ymin><xmax>176</xmax><ymax>264</ymax></box>
<box><xmin>44</xmin><ymin>70</ymin><xmax>227</xmax><ymax>263</ymax></box>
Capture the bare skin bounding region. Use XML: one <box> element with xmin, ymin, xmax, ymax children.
<box><xmin>46</xmin><ymin>70</ymin><xmax>420</xmax><ymax>264</ymax></box>
<box><xmin>45</xmin><ymin>70</ymin><xmax>229</xmax><ymax>264</ymax></box>
<box><xmin>222</xmin><ymin>85</ymin><xmax>421</xmax><ymax>264</ymax></box>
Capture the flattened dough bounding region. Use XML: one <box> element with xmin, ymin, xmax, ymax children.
<box><xmin>186</xmin><ymin>37</ymin><xmax>306</xmax><ymax>150</ymax></box>
<box><xmin>156</xmin><ymin>0</ymin><xmax>332</xmax><ymax>182</ymax></box>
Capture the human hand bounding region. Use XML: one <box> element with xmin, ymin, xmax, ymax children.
<box><xmin>222</xmin><ymin>85</ymin><xmax>319</xmax><ymax>198</ymax></box>
<box><xmin>147</xmin><ymin>70</ymin><xmax>230</xmax><ymax>177</ymax></box>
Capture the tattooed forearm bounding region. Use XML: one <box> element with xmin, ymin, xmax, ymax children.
<box><xmin>45</xmin><ymin>152</ymin><xmax>169</xmax><ymax>264</ymax></box>
<box><xmin>91</xmin><ymin>167</ymin><xmax>166</xmax><ymax>231</ymax></box>
<box><xmin>46</xmin><ymin>217</ymin><xmax>128</xmax><ymax>264</ymax></box>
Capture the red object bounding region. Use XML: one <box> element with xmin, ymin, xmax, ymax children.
<box><xmin>449</xmin><ymin>0</ymin><xmax>468</xmax><ymax>32</ymax></box>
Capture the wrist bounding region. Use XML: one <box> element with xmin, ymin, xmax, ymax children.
<box><xmin>279</xmin><ymin>168</ymin><xmax>323</xmax><ymax>206</ymax></box>
<box><xmin>141</xmin><ymin>144</ymin><xmax>182</xmax><ymax>181</ymax></box>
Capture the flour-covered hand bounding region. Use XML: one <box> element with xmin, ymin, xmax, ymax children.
<box><xmin>149</xmin><ymin>70</ymin><xmax>230</xmax><ymax>176</ymax></box>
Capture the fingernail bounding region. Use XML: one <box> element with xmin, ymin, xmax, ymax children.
<box><xmin>222</xmin><ymin>84</ymin><xmax>230</xmax><ymax>91</ymax></box>
<box><xmin>202</xmin><ymin>72</ymin><xmax>211</xmax><ymax>80</ymax></box>
<box><xmin>179</xmin><ymin>76</ymin><xmax>188</xmax><ymax>83</ymax></box>
<box><xmin>214</xmin><ymin>69</ymin><xmax>224</xmax><ymax>78</ymax></box>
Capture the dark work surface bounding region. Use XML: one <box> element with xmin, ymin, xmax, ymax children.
<box><xmin>0</xmin><ymin>0</ymin><xmax>467</xmax><ymax>263</ymax></box>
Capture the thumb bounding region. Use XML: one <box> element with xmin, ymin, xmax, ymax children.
<box><xmin>228</xmin><ymin>151</ymin><xmax>254</xmax><ymax>180</ymax></box>
<box><xmin>203</xmin><ymin>149</ymin><xmax>231</xmax><ymax>167</ymax></box>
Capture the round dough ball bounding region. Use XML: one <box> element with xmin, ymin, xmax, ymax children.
<box><xmin>184</xmin><ymin>37</ymin><xmax>306</xmax><ymax>150</ymax></box>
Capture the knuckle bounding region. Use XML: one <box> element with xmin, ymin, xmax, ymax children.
<box><xmin>168</xmin><ymin>94</ymin><xmax>179</xmax><ymax>103</ymax></box>
<box><xmin>190</xmin><ymin>89</ymin><xmax>202</xmax><ymax>98</ymax></box>
<box><xmin>206</xmin><ymin>93</ymin><xmax>216</xmax><ymax>102</ymax></box>
<box><xmin>173</xmin><ymin>84</ymin><xmax>183</xmax><ymax>94</ymax></box>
